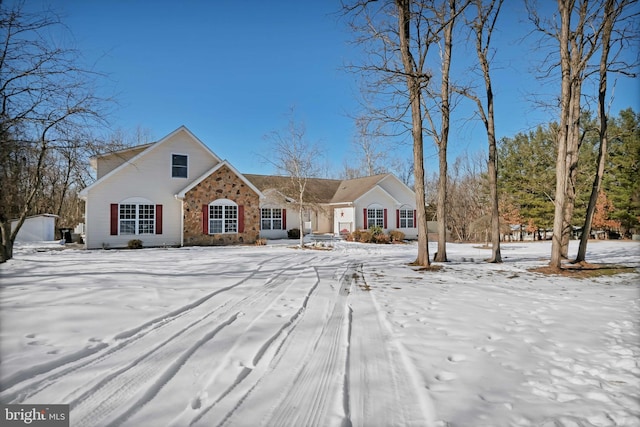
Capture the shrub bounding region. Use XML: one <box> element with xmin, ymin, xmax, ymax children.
<box><xmin>288</xmin><ymin>228</ymin><xmax>300</xmax><ymax>239</ymax></box>
<box><xmin>346</xmin><ymin>230</ymin><xmax>362</xmax><ymax>242</ymax></box>
<box><xmin>374</xmin><ymin>233</ymin><xmax>390</xmax><ymax>244</ymax></box>
<box><xmin>369</xmin><ymin>225</ymin><xmax>383</xmax><ymax>236</ymax></box>
<box><xmin>127</xmin><ymin>239</ymin><xmax>143</xmax><ymax>249</ymax></box>
<box><xmin>358</xmin><ymin>230</ymin><xmax>374</xmax><ymax>243</ymax></box>
<box><xmin>389</xmin><ymin>230</ymin><xmax>405</xmax><ymax>242</ymax></box>
<box><xmin>255</xmin><ymin>238</ymin><xmax>267</xmax><ymax>246</ymax></box>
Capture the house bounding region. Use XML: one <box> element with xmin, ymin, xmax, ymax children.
<box><xmin>79</xmin><ymin>126</ymin><xmax>418</xmax><ymax>249</ymax></box>
<box><xmin>11</xmin><ymin>214</ymin><xmax>58</xmax><ymax>242</ymax></box>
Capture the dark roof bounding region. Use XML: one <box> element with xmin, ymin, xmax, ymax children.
<box><xmin>244</xmin><ymin>173</ymin><xmax>392</xmax><ymax>205</ymax></box>
<box><xmin>244</xmin><ymin>174</ymin><xmax>342</xmax><ymax>203</ymax></box>
<box><xmin>330</xmin><ymin>174</ymin><xmax>388</xmax><ymax>203</ymax></box>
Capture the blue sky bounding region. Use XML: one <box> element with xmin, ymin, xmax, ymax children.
<box><xmin>15</xmin><ymin>0</ymin><xmax>640</xmax><ymax>177</ymax></box>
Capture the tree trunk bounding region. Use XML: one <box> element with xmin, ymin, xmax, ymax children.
<box><xmin>488</xmin><ymin>125</ymin><xmax>502</xmax><ymax>262</ymax></box>
<box><xmin>396</xmin><ymin>0</ymin><xmax>430</xmax><ymax>266</ymax></box>
<box><xmin>299</xmin><ymin>194</ymin><xmax>304</xmax><ymax>248</ymax></box>
<box><xmin>561</xmin><ymin>77</ymin><xmax>583</xmax><ymax>258</ymax></box>
<box><xmin>472</xmin><ymin>0</ymin><xmax>504</xmax><ymax>263</ymax></box>
<box><xmin>434</xmin><ymin>0</ymin><xmax>456</xmax><ymax>263</ymax></box>
<box><xmin>550</xmin><ymin>0</ymin><xmax>574</xmax><ymax>269</ymax></box>
<box><xmin>0</xmin><ymin>221</ymin><xmax>13</xmax><ymax>263</ymax></box>
<box><xmin>576</xmin><ymin>0</ymin><xmax>614</xmax><ymax>263</ymax></box>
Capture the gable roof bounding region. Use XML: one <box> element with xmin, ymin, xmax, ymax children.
<box><xmin>244</xmin><ymin>174</ymin><xmax>342</xmax><ymax>204</ymax></box>
<box><xmin>244</xmin><ymin>173</ymin><xmax>405</xmax><ymax>205</ymax></box>
<box><xmin>330</xmin><ymin>173</ymin><xmax>391</xmax><ymax>203</ymax></box>
<box><xmin>89</xmin><ymin>143</ymin><xmax>155</xmax><ymax>171</ymax></box>
<box><xmin>176</xmin><ymin>161</ymin><xmax>264</xmax><ymax>199</ymax></box>
<box><xmin>79</xmin><ymin>126</ymin><xmax>222</xmax><ymax>198</ymax></box>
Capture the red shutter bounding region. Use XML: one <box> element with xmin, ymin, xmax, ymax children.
<box><xmin>282</xmin><ymin>208</ymin><xmax>286</xmax><ymax>230</ymax></box>
<box><xmin>202</xmin><ymin>204</ymin><xmax>208</xmax><ymax>234</ymax></box>
<box><xmin>413</xmin><ymin>210</ymin><xmax>417</xmax><ymax>228</ymax></box>
<box><xmin>363</xmin><ymin>208</ymin><xmax>367</xmax><ymax>229</ymax></box>
<box><xmin>155</xmin><ymin>205</ymin><xmax>163</xmax><ymax>234</ymax></box>
<box><xmin>110</xmin><ymin>204</ymin><xmax>118</xmax><ymax>235</ymax></box>
<box><xmin>383</xmin><ymin>209</ymin><xmax>388</xmax><ymax>229</ymax></box>
<box><xmin>396</xmin><ymin>209</ymin><xmax>400</xmax><ymax>228</ymax></box>
<box><xmin>238</xmin><ymin>205</ymin><xmax>245</xmax><ymax>233</ymax></box>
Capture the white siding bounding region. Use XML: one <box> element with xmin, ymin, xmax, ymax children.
<box><xmin>355</xmin><ymin>187</ymin><xmax>396</xmax><ymax>230</ymax></box>
<box><xmin>84</xmin><ymin>129</ymin><xmax>220</xmax><ymax>249</ymax></box>
<box><xmin>333</xmin><ymin>206</ymin><xmax>355</xmax><ymax>235</ymax></box>
<box><xmin>12</xmin><ymin>215</ymin><xmax>57</xmax><ymax>242</ymax></box>
<box><xmin>378</xmin><ymin>175</ymin><xmax>415</xmax><ymax>206</ymax></box>
<box><xmin>379</xmin><ymin>176</ymin><xmax>418</xmax><ymax>239</ymax></box>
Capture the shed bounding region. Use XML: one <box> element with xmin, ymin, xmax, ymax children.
<box><xmin>11</xmin><ymin>214</ymin><xmax>58</xmax><ymax>242</ymax></box>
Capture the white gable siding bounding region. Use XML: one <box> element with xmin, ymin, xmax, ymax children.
<box><xmin>378</xmin><ymin>176</ymin><xmax>418</xmax><ymax>238</ymax></box>
<box><xmin>355</xmin><ymin>187</ymin><xmax>397</xmax><ymax>230</ymax></box>
<box><xmin>378</xmin><ymin>176</ymin><xmax>415</xmax><ymax>207</ymax></box>
<box><xmin>84</xmin><ymin>129</ymin><xmax>220</xmax><ymax>249</ymax></box>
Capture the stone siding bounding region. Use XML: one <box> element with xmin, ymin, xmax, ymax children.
<box><xmin>183</xmin><ymin>165</ymin><xmax>260</xmax><ymax>245</ymax></box>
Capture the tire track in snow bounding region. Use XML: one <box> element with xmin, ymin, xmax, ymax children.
<box><xmin>184</xmin><ymin>266</ymin><xmax>325</xmax><ymax>427</ymax></box>
<box><xmin>262</xmin><ymin>262</ymin><xmax>355</xmax><ymax>427</ymax></box>
<box><xmin>348</xmin><ymin>263</ymin><xmax>435</xmax><ymax>426</ymax></box>
<box><xmin>1</xmin><ymin>276</ymin><xmax>244</xmax><ymax>400</ymax></box>
<box><xmin>0</xmin><ymin>255</ymin><xmax>298</xmax><ymax>404</ymax></box>
<box><xmin>1</xmin><ymin>270</ymin><xmax>253</xmax><ymax>404</ymax></box>
<box><xmin>68</xmin><ymin>261</ymin><xmax>313</xmax><ymax>427</ymax></box>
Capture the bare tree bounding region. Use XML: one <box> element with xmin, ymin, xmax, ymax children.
<box><xmin>528</xmin><ymin>0</ymin><xmax>622</xmax><ymax>268</ymax></box>
<box><xmin>344</xmin><ymin>0</ymin><xmax>470</xmax><ymax>266</ymax></box>
<box><xmin>264</xmin><ymin>110</ymin><xmax>324</xmax><ymax>248</ymax></box>
<box><xmin>421</xmin><ymin>0</ymin><xmax>468</xmax><ymax>263</ymax></box>
<box><xmin>343</xmin><ymin>0</ymin><xmax>432</xmax><ymax>265</ymax></box>
<box><xmin>575</xmin><ymin>0</ymin><xmax>637</xmax><ymax>262</ymax></box>
<box><xmin>1</xmin><ymin>2</ymin><xmax>110</xmax><ymax>262</ymax></box>
<box><xmin>458</xmin><ymin>0</ymin><xmax>504</xmax><ymax>262</ymax></box>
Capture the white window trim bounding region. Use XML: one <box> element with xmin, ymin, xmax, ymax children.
<box><xmin>209</xmin><ymin>199</ymin><xmax>238</xmax><ymax>234</ymax></box>
<box><xmin>261</xmin><ymin>207</ymin><xmax>283</xmax><ymax>230</ymax></box>
<box><xmin>399</xmin><ymin>207</ymin><xmax>414</xmax><ymax>228</ymax></box>
<box><xmin>119</xmin><ymin>202</ymin><xmax>155</xmax><ymax>235</ymax></box>
<box><xmin>171</xmin><ymin>153</ymin><xmax>189</xmax><ymax>179</ymax></box>
<box><xmin>367</xmin><ymin>204</ymin><xmax>384</xmax><ymax>228</ymax></box>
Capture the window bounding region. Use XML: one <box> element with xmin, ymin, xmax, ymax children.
<box><xmin>209</xmin><ymin>201</ymin><xmax>237</xmax><ymax>234</ymax></box>
<box><xmin>119</xmin><ymin>203</ymin><xmax>155</xmax><ymax>235</ymax></box>
<box><xmin>261</xmin><ymin>208</ymin><xmax>283</xmax><ymax>230</ymax></box>
<box><xmin>399</xmin><ymin>209</ymin><xmax>414</xmax><ymax>228</ymax></box>
<box><xmin>367</xmin><ymin>208</ymin><xmax>384</xmax><ymax>228</ymax></box>
<box><xmin>172</xmin><ymin>154</ymin><xmax>188</xmax><ymax>178</ymax></box>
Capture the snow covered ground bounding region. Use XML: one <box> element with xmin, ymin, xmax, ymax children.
<box><xmin>0</xmin><ymin>239</ymin><xmax>638</xmax><ymax>427</ymax></box>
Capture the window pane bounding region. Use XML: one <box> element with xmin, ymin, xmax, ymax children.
<box><xmin>225</xmin><ymin>219</ymin><xmax>237</xmax><ymax>233</ymax></box>
<box><xmin>210</xmin><ymin>219</ymin><xmax>222</xmax><ymax>234</ymax></box>
<box><xmin>138</xmin><ymin>221</ymin><xmax>154</xmax><ymax>234</ymax></box>
<box><xmin>120</xmin><ymin>204</ymin><xmax>136</xmax><ymax>219</ymax></box>
<box><xmin>225</xmin><ymin>206</ymin><xmax>237</xmax><ymax>220</ymax></box>
<box><xmin>172</xmin><ymin>154</ymin><xmax>187</xmax><ymax>166</ymax></box>
<box><xmin>172</xmin><ymin>154</ymin><xmax>188</xmax><ymax>178</ymax></box>
<box><xmin>211</xmin><ymin>205</ymin><xmax>223</xmax><ymax>219</ymax></box>
<box><xmin>273</xmin><ymin>219</ymin><xmax>282</xmax><ymax>230</ymax></box>
<box><xmin>225</xmin><ymin>206</ymin><xmax>237</xmax><ymax>232</ymax></box>
<box><xmin>261</xmin><ymin>219</ymin><xmax>271</xmax><ymax>230</ymax></box>
<box><xmin>120</xmin><ymin>220</ymin><xmax>135</xmax><ymax>235</ymax></box>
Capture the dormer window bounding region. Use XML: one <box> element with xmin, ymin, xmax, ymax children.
<box><xmin>172</xmin><ymin>154</ymin><xmax>188</xmax><ymax>178</ymax></box>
